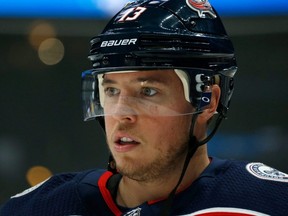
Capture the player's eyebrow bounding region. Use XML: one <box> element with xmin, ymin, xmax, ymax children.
<box><xmin>136</xmin><ymin>76</ymin><xmax>167</xmax><ymax>85</ymax></box>
<box><xmin>102</xmin><ymin>75</ymin><xmax>168</xmax><ymax>86</ymax></box>
<box><xmin>101</xmin><ymin>77</ymin><xmax>116</xmax><ymax>85</ymax></box>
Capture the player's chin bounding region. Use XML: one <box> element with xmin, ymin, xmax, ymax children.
<box><xmin>115</xmin><ymin>153</ymin><xmax>139</xmax><ymax>165</ymax></box>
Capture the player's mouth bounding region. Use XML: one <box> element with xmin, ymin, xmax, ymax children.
<box><xmin>114</xmin><ymin>136</ymin><xmax>140</xmax><ymax>152</ymax></box>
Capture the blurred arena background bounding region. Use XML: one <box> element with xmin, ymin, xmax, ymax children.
<box><xmin>0</xmin><ymin>0</ymin><xmax>288</xmax><ymax>204</ymax></box>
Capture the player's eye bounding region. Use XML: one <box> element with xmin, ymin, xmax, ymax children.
<box><xmin>141</xmin><ymin>87</ymin><xmax>157</xmax><ymax>97</ymax></box>
<box><xmin>104</xmin><ymin>87</ymin><xmax>120</xmax><ymax>97</ymax></box>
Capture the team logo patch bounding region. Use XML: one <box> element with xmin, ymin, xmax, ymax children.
<box><xmin>123</xmin><ymin>207</ymin><xmax>141</xmax><ymax>216</ymax></box>
<box><xmin>246</xmin><ymin>162</ymin><xmax>288</xmax><ymax>183</ymax></box>
<box><xmin>186</xmin><ymin>0</ymin><xmax>217</xmax><ymax>18</ymax></box>
<box><xmin>180</xmin><ymin>207</ymin><xmax>269</xmax><ymax>216</ymax></box>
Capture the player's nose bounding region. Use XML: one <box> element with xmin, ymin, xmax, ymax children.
<box><xmin>111</xmin><ymin>96</ymin><xmax>138</xmax><ymax>123</ymax></box>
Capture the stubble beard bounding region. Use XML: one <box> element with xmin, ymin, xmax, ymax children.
<box><xmin>115</xmin><ymin>139</ymin><xmax>189</xmax><ymax>183</ymax></box>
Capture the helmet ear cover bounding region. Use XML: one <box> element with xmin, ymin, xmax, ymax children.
<box><xmin>175</xmin><ymin>67</ymin><xmax>236</xmax><ymax>117</ymax></box>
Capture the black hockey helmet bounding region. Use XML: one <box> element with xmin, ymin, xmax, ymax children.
<box><xmin>82</xmin><ymin>0</ymin><xmax>237</xmax><ymax>121</ymax></box>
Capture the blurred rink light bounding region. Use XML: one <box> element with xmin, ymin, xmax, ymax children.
<box><xmin>26</xmin><ymin>166</ymin><xmax>53</xmax><ymax>186</ymax></box>
<box><xmin>38</xmin><ymin>38</ymin><xmax>65</xmax><ymax>65</ymax></box>
<box><xmin>28</xmin><ymin>21</ymin><xmax>56</xmax><ymax>50</ymax></box>
<box><xmin>27</xmin><ymin>21</ymin><xmax>64</xmax><ymax>66</ymax></box>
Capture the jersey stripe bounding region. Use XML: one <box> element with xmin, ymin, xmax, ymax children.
<box><xmin>98</xmin><ymin>171</ymin><xmax>122</xmax><ymax>216</ymax></box>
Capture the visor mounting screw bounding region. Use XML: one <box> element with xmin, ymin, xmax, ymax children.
<box><xmin>191</xmin><ymin>21</ymin><xmax>196</xmax><ymax>26</ymax></box>
<box><xmin>124</xmin><ymin>54</ymin><xmax>135</xmax><ymax>66</ymax></box>
<box><xmin>102</xmin><ymin>57</ymin><xmax>109</xmax><ymax>66</ymax></box>
<box><xmin>188</xmin><ymin>18</ymin><xmax>197</xmax><ymax>29</ymax></box>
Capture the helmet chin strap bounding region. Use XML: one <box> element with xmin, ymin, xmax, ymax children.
<box><xmin>160</xmin><ymin>112</ymin><xmax>224</xmax><ymax>216</ymax></box>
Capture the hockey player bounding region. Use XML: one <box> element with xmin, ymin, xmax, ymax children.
<box><xmin>1</xmin><ymin>0</ymin><xmax>288</xmax><ymax>215</ymax></box>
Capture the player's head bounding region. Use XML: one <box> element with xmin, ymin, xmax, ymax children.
<box><xmin>82</xmin><ymin>0</ymin><xmax>237</xmax><ymax>127</ymax></box>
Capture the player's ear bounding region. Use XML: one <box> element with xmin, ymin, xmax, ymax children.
<box><xmin>193</xmin><ymin>85</ymin><xmax>221</xmax><ymax>141</ymax></box>
<box><xmin>198</xmin><ymin>85</ymin><xmax>221</xmax><ymax>123</ymax></box>
<box><xmin>208</xmin><ymin>84</ymin><xmax>221</xmax><ymax>115</ymax></box>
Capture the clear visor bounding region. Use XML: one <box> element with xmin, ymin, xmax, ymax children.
<box><xmin>82</xmin><ymin>70</ymin><xmax>206</xmax><ymax>121</ymax></box>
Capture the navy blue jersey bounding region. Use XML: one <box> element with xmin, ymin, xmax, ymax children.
<box><xmin>1</xmin><ymin>157</ymin><xmax>288</xmax><ymax>216</ymax></box>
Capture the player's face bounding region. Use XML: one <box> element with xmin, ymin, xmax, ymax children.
<box><xmin>103</xmin><ymin>70</ymin><xmax>193</xmax><ymax>182</ymax></box>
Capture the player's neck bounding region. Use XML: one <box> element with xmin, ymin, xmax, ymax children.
<box><xmin>116</xmin><ymin>146</ymin><xmax>210</xmax><ymax>208</ymax></box>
